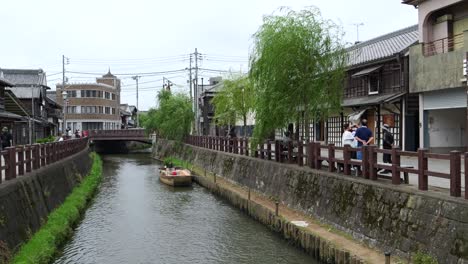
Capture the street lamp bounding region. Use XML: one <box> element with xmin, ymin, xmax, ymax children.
<box><xmin>62</xmin><ymin>90</ymin><xmax>68</xmax><ymax>136</ymax></box>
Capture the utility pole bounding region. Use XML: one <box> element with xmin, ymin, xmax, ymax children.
<box><xmin>352</xmin><ymin>23</ymin><xmax>364</xmax><ymax>43</ymax></box>
<box><xmin>194</xmin><ymin>48</ymin><xmax>199</xmax><ymax>135</ymax></box>
<box><xmin>132</xmin><ymin>75</ymin><xmax>141</xmax><ymax>128</ymax></box>
<box><xmin>61</xmin><ymin>55</ymin><xmax>69</xmax><ymax>135</ymax></box>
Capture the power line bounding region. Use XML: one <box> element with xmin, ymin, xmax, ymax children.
<box><xmin>66</xmin><ymin>69</ymin><xmax>187</xmax><ymax>76</ymax></box>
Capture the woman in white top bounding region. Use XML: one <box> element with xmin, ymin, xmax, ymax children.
<box><xmin>342</xmin><ymin>123</ymin><xmax>354</xmax><ymax>146</ymax></box>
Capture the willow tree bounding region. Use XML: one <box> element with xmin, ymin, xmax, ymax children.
<box><xmin>250</xmin><ymin>7</ymin><xmax>346</xmax><ymax>143</ymax></box>
<box><xmin>211</xmin><ymin>74</ymin><xmax>255</xmax><ymax>136</ymax></box>
<box><xmin>142</xmin><ymin>90</ymin><xmax>193</xmax><ymax>141</ymax></box>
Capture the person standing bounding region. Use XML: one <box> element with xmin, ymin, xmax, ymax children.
<box><xmin>342</xmin><ymin>123</ymin><xmax>354</xmax><ymax>146</ymax></box>
<box><xmin>354</xmin><ymin>119</ymin><xmax>374</xmax><ymax>160</ymax></box>
<box><xmin>382</xmin><ymin>124</ymin><xmax>394</xmax><ymax>173</ymax></box>
<box><xmin>1</xmin><ymin>127</ymin><xmax>12</xmax><ymax>149</ymax></box>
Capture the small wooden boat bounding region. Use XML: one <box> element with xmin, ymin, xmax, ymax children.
<box><xmin>159</xmin><ymin>167</ymin><xmax>192</xmax><ymax>187</ymax></box>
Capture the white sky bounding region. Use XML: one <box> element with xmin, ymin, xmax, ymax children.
<box><xmin>1</xmin><ymin>0</ymin><xmax>417</xmax><ymax>111</ymax></box>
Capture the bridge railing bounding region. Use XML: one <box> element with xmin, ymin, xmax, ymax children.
<box><xmin>185</xmin><ymin>135</ymin><xmax>468</xmax><ymax>200</ymax></box>
<box><xmin>88</xmin><ymin>129</ymin><xmax>146</xmax><ymax>139</ymax></box>
<box><xmin>0</xmin><ymin>137</ymin><xmax>89</xmax><ymax>183</ymax></box>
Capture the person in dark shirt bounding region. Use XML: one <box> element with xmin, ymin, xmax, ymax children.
<box><xmin>354</xmin><ymin>119</ymin><xmax>374</xmax><ymax>160</ymax></box>
<box><xmin>382</xmin><ymin>124</ymin><xmax>394</xmax><ymax>173</ymax></box>
<box><xmin>1</xmin><ymin>127</ymin><xmax>12</xmax><ymax>149</ymax></box>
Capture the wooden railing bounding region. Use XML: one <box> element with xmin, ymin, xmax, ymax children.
<box><xmin>185</xmin><ymin>135</ymin><xmax>467</xmax><ymax>200</ymax></box>
<box><xmin>0</xmin><ymin>137</ymin><xmax>89</xmax><ymax>183</ymax></box>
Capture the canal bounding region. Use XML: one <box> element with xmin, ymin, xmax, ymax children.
<box><xmin>54</xmin><ymin>154</ymin><xmax>318</xmax><ymax>264</ymax></box>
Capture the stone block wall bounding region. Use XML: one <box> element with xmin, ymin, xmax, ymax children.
<box><xmin>154</xmin><ymin>139</ymin><xmax>468</xmax><ymax>263</ymax></box>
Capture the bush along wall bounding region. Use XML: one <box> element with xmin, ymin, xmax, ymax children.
<box><xmin>12</xmin><ymin>152</ymin><xmax>103</xmax><ymax>264</ymax></box>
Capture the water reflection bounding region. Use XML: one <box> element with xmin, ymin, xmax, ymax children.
<box><xmin>54</xmin><ymin>154</ymin><xmax>317</xmax><ymax>264</ymax></box>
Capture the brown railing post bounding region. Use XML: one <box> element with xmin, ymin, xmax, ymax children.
<box><xmin>18</xmin><ymin>146</ymin><xmax>24</xmax><ymax>176</ymax></box>
<box><xmin>368</xmin><ymin>145</ymin><xmax>377</xmax><ymax>180</ymax></box>
<box><xmin>33</xmin><ymin>144</ymin><xmax>39</xmax><ymax>169</ymax></box>
<box><xmin>328</xmin><ymin>143</ymin><xmax>335</xmax><ymax>172</ymax></box>
<box><xmin>287</xmin><ymin>141</ymin><xmax>293</xmax><ymax>164</ymax></box>
<box><xmin>465</xmin><ymin>153</ymin><xmax>468</xmax><ymax>199</ymax></box>
<box><xmin>5</xmin><ymin>147</ymin><xmax>16</xmax><ymax>180</ymax></box>
<box><xmin>343</xmin><ymin>144</ymin><xmax>350</xmax><ymax>175</ymax></box>
<box><xmin>278</xmin><ymin>141</ymin><xmax>284</xmax><ymax>163</ymax></box>
<box><xmin>233</xmin><ymin>138</ymin><xmax>238</xmax><ymax>154</ymax></box>
<box><xmin>274</xmin><ymin>140</ymin><xmax>279</xmax><ymax>162</ymax></box>
<box><xmin>418</xmin><ymin>149</ymin><xmax>428</xmax><ymax>191</ymax></box>
<box><xmin>297</xmin><ymin>141</ymin><xmax>303</xmax><ymax>166</ymax></box>
<box><xmin>40</xmin><ymin>145</ymin><xmax>46</xmax><ymax>167</ymax></box>
<box><xmin>254</xmin><ymin>144</ymin><xmax>259</xmax><ymax>158</ymax></box>
<box><xmin>391</xmin><ymin>146</ymin><xmax>401</xmax><ymax>185</ymax></box>
<box><xmin>362</xmin><ymin>146</ymin><xmax>369</xmax><ymax>179</ymax></box>
<box><xmin>245</xmin><ymin>138</ymin><xmax>249</xmax><ymax>156</ymax></box>
<box><xmin>307</xmin><ymin>142</ymin><xmax>315</xmax><ymax>169</ymax></box>
<box><xmin>450</xmin><ymin>151</ymin><xmax>461</xmax><ymax>197</ymax></box>
<box><xmin>314</xmin><ymin>142</ymin><xmax>321</xmax><ymax>170</ymax></box>
<box><xmin>260</xmin><ymin>141</ymin><xmax>265</xmax><ymax>159</ymax></box>
<box><xmin>239</xmin><ymin>138</ymin><xmax>244</xmax><ymax>155</ymax></box>
<box><xmin>25</xmin><ymin>146</ymin><xmax>32</xmax><ymax>173</ymax></box>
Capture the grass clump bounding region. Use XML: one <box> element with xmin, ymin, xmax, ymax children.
<box><xmin>163</xmin><ymin>156</ymin><xmax>191</xmax><ymax>169</ymax></box>
<box><xmin>12</xmin><ymin>152</ymin><xmax>103</xmax><ymax>264</ymax></box>
<box><xmin>413</xmin><ymin>251</ymin><xmax>438</xmax><ymax>264</ymax></box>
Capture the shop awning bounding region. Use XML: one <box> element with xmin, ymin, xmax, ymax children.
<box><xmin>342</xmin><ymin>92</ymin><xmax>406</xmax><ymax>107</ymax></box>
<box><xmin>351</xmin><ymin>65</ymin><xmax>382</xmax><ymax>78</ymax></box>
<box><xmin>348</xmin><ymin>109</ymin><xmax>367</xmax><ymax>124</ymax></box>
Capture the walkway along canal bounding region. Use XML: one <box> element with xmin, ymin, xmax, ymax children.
<box><xmin>54</xmin><ymin>154</ymin><xmax>318</xmax><ymax>264</ymax></box>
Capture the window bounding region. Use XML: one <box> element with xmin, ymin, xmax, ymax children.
<box><xmin>66</xmin><ymin>106</ymin><xmax>77</xmax><ymax>113</ymax></box>
<box><xmin>368</xmin><ymin>74</ymin><xmax>380</xmax><ymax>95</ymax></box>
<box><xmin>112</xmin><ymin>93</ymin><xmax>116</xmax><ymax>100</ymax></box>
<box><xmin>105</xmin><ymin>92</ymin><xmax>110</xmax><ymax>99</ymax></box>
<box><xmin>67</xmin><ymin>90</ymin><xmax>77</xmax><ymax>98</ymax></box>
<box><xmin>98</xmin><ymin>106</ymin><xmax>103</xmax><ymax>113</ymax></box>
<box><xmin>105</xmin><ymin>107</ymin><xmax>110</xmax><ymax>114</ymax></box>
<box><xmin>111</xmin><ymin>108</ymin><xmax>116</xmax><ymax>115</ymax></box>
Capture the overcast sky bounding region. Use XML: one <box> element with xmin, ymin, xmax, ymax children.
<box><xmin>1</xmin><ymin>0</ymin><xmax>417</xmax><ymax>110</ymax></box>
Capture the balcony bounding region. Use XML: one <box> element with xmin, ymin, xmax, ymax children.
<box><xmin>422</xmin><ymin>33</ymin><xmax>464</xmax><ymax>57</ymax></box>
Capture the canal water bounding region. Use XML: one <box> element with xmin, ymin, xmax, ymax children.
<box><xmin>54</xmin><ymin>154</ymin><xmax>318</xmax><ymax>264</ymax></box>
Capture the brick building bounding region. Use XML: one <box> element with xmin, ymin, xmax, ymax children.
<box><xmin>56</xmin><ymin>70</ymin><xmax>121</xmax><ymax>132</ymax></box>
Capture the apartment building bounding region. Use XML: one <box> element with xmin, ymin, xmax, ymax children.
<box><xmin>56</xmin><ymin>70</ymin><xmax>121</xmax><ymax>132</ymax></box>
<box><xmin>403</xmin><ymin>0</ymin><xmax>468</xmax><ymax>152</ymax></box>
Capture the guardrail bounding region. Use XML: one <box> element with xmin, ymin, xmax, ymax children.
<box><xmin>185</xmin><ymin>135</ymin><xmax>467</xmax><ymax>200</ymax></box>
<box><xmin>88</xmin><ymin>129</ymin><xmax>146</xmax><ymax>139</ymax></box>
<box><xmin>0</xmin><ymin>137</ymin><xmax>89</xmax><ymax>183</ymax></box>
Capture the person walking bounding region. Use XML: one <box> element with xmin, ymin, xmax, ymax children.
<box><xmin>354</xmin><ymin>119</ymin><xmax>373</xmax><ymax>160</ymax></box>
<box><xmin>381</xmin><ymin>124</ymin><xmax>394</xmax><ymax>173</ymax></box>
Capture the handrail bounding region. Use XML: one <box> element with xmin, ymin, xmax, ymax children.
<box><xmin>185</xmin><ymin>135</ymin><xmax>467</xmax><ymax>200</ymax></box>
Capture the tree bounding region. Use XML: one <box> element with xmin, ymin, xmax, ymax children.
<box><xmin>141</xmin><ymin>90</ymin><xmax>193</xmax><ymax>141</ymax></box>
<box><xmin>249</xmin><ymin>7</ymin><xmax>346</xmax><ymax>144</ymax></box>
<box><xmin>211</xmin><ymin>74</ymin><xmax>255</xmax><ymax>136</ymax></box>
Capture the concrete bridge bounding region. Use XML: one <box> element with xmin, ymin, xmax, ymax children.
<box><xmin>88</xmin><ymin>129</ymin><xmax>152</xmax><ymax>153</ymax></box>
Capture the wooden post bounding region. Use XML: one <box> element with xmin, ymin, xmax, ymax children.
<box><xmin>343</xmin><ymin>144</ymin><xmax>351</xmax><ymax>175</ymax></box>
<box><xmin>328</xmin><ymin>143</ymin><xmax>335</xmax><ymax>172</ymax></box>
<box><xmin>391</xmin><ymin>146</ymin><xmax>401</xmax><ymax>185</ymax></box>
<box><xmin>18</xmin><ymin>146</ymin><xmax>24</xmax><ymax>176</ymax></box>
<box><xmin>32</xmin><ymin>144</ymin><xmax>39</xmax><ymax>169</ymax></box>
<box><xmin>267</xmin><ymin>141</ymin><xmax>272</xmax><ymax>160</ymax></box>
<box><xmin>288</xmin><ymin>141</ymin><xmax>293</xmax><ymax>164</ymax></box>
<box><xmin>418</xmin><ymin>149</ymin><xmax>428</xmax><ymax>191</ymax></box>
<box><xmin>275</xmin><ymin>140</ymin><xmax>280</xmax><ymax>162</ymax></box>
<box><xmin>368</xmin><ymin>145</ymin><xmax>377</xmax><ymax>180</ymax></box>
<box><xmin>308</xmin><ymin>142</ymin><xmax>315</xmax><ymax>169</ymax></box>
<box><xmin>362</xmin><ymin>145</ymin><xmax>369</xmax><ymax>179</ymax></box>
<box><xmin>245</xmin><ymin>138</ymin><xmax>249</xmax><ymax>156</ymax></box>
<box><xmin>275</xmin><ymin>201</ymin><xmax>279</xmax><ymax>216</ymax></box>
<box><xmin>239</xmin><ymin>138</ymin><xmax>243</xmax><ymax>155</ymax></box>
<box><xmin>5</xmin><ymin>147</ymin><xmax>16</xmax><ymax>180</ymax></box>
<box><xmin>233</xmin><ymin>138</ymin><xmax>238</xmax><ymax>154</ymax></box>
<box><xmin>278</xmin><ymin>141</ymin><xmax>284</xmax><ymax>163</ymax></box>
<box><xmin>40</xmin><ymin>145</ymin><xmax>46</xmax><ymax>167</ymax></box>
<box><xmin>297</xmin><ymin>141</ymin><xmax>303</xmax><ymax>166</ymax></box>
<box><xmin>314</xmin><ymin>142</ymin><xmax>321</xmax><ymax>170</ymax></box>
<box><xmin>25</xmin><ymin>146</ymin><xmax>32</xmax><ymax>173</ymax></box>
<box><xmin>254</xmin><ymin>144</ymin><xmax>259</xmax><ymax>158</ymax></box>
<box><xmin>465</xmin><ymin>153</ymin><xmax>468</xmax><ymax>199</ymax></box>
<box><xmin>450</xmin><ymin>151</ymin><xmax>461</xmax><ymax>197</ymax></box>
<box><xmin>260</xmin><ymin>141</ymin><xmax>265</xmax><ymax>159</ymax></box>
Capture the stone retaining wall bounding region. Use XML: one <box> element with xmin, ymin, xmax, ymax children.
<box><xmin>154</xmin><ymin>139</ymin><xmax>468</xmax><ymax>263</ymax></box>
<box><xmin>0</xmin><ymin>147</ymin><xmax>92</xmax><ymax>253</ymax></box>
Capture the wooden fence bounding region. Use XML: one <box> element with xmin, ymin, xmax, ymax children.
<box><xmin>0</xmin><ymin>137</ymin><xmax>89</xmax><ymax>184</ymax></box>
<box><xmin>185</xmin><ymin>135</ymin><xmax>467</xmax><ymax>200</ymax></box>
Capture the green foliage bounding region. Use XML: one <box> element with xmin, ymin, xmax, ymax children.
<box><xmin>13</xmin><ymin>153</ymin><xmax>103</xmax><ymax>264</ymax></box>
<box><xmin>249</xmin><ymin>7</ymin><xmax>346</xmax><ymax>144</ymax></box>
<box><xmin>142</xmin><ymin>90</ymin><xmax>193</xmax><ymax>141</ymax></box>
<box><xmin>36</xmin><ymin>135</ymin><xmax>55</xmax><ymax>144</ymax></box>
<box><xmin>163</xmin><ymin>156</ymin><xmax>191</xmax><ymax>169</ymax></box>
<box><xmin>413</xmin><ymin>251</ymin><xmax>438</xmax><ymax>264</ymax></box>
<box><xmin>211</xmin><ymin>74</ymin><xmax>255</xmax><ymax>135</ymax></box>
